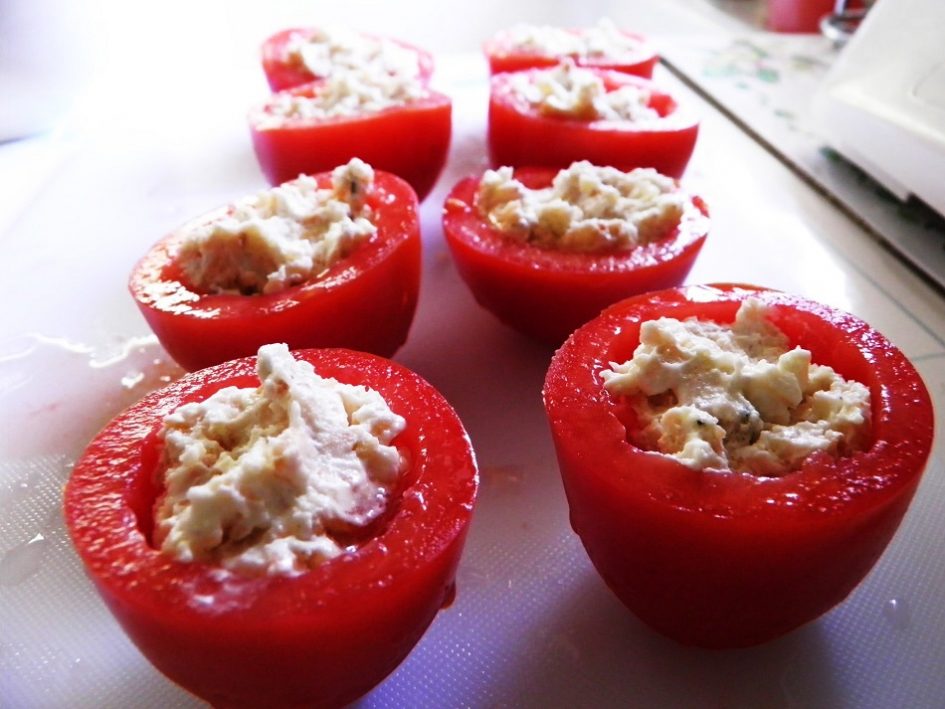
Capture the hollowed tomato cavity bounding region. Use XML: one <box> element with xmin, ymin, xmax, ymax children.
<box><xmin>329</xmin><ymin>445</ymin><xmax>413</xmax><ymax>549</ymax></box>
<box><xmin>126</xmin><ymin>372</ymin><xmax>414</xmax><ymax>564</ymax></box>
<box><xmin>647</xmin><ymin>92</ymin><xmax>677</xmax><ymax>119</ymax></box>
<box><xmin>129</xmin><ymin>427</ymin><xmax>165</xmax><ymax>547</ymax></box>
<box><xmin>159</xmin><ymin>251</ymin><xmax>194</xmax><ymax>293</ymax></box>
<box><xmin>599</xmin><ymin>297</ymin><xmax>877</xmax><ymax>459</ymax></box>
<box><xmin>128</xmin><ymin>374</ymin><xmax>262</xmax><ymax>549</ymax></box>
<box><xmin>595</xmin><ymin>74</ymin><xmax>675</xmax><ymax>120</ymax></box>
<box><xmin>763</xmin><ymin>303</ymin><xmax>879</xmax><ymax>449</ymax></box>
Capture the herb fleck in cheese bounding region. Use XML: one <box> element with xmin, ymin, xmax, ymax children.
<box><xmin>179</xmin><ymin>159</ymin><xmax>376</xmax><ymax>295</ymax></box>
<box><xmin>601</xmin><ymin>299</ymin><xmax>871</xmax><ymax>475</ymax></box>
<box><xmin>510</xmin><ymin>60</ymin><xmax>659</xmax><ymax>122</ymax></box>
<box><xmin>286</xmin><ymin>26</ymin><xmax>422</xmax><ymax>82</ymax></box>
<box><xmin>154</xmin><ymin>343</ymin><xmax>406</xmax><ymax>576</ymax></box>
<box><xmin>497</xmin><ymin>19</ymin><xmax>644</xmax><ymax>62</ymax></box>
<box><xmin>475</xmin><ymin>161</ymin><xmax>685</xmax><ymax>252</ymax></box>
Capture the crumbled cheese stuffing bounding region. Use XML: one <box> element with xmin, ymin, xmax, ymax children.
<box><xmin>286</xmin><ymin>26</ymin><xmax>422</xmax><ymax>81</ymax></box>
<box><xmin>260</xmin><ymin>27</ymin><xmax>428</xmax><ymax>123</ymax></box>
<box><xmin>475</xmin><ymin>161</ymin><xmax>685</xmax><ymax>252</ymax></box>
<box><xmin>179</xmin><ymin>158</ymin><xmax>376</xmax><ymax>295</ymax></box>
<box><xmin>261</xmin><ymin>69</ymin><xmax>427</xmax><ymax>123</ymax></box>
<box><xmin>497</xmin><ymin>18</ymin><xmax>643</xmax><ymax>61</ymax></box>
<box><xmin>601</xmin><ymin>299</ymin><xmax>871</xmax><ymax>476</ymax></box>
<box><xmin>153</xmin><ymin>343</ymin><xmax>406</xmax><ymax>576</ymax></box>
<box><xmin>509</xmin><ymin>60</ymin><xmax>659</xmax><ymax>121</ymax></box>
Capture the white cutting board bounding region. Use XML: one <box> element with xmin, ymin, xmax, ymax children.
<box><xmin>1</xmin><ymin>19</ymin><xmax>944</xmax><ymax>709</ymax></box>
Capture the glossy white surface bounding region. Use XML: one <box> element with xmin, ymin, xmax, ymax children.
<box><xmin>1</xmin><ymin>3</ymin><xmax>943</xmax><ymax>707</ymax></box>
<box><xmin>814</xmin><ymin>0</ymin><xmax>945</xmax><ymax>211</ymax></box>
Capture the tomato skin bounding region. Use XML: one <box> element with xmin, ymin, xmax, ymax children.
<box><xmin>483</xmin><ymin>29</ymin><xmax>657</xmax><ymax>77</ymax></box>
<box><xmin>64</xmin><ymin>348</ymin><xmax>478</xmax><ymax>709</ymax></box>
<box><xmin>542</xmin><ymin>284</ymin><xmax>934</xmax><ymax>648</ymax></box>
<box><xmin>129</xmin><ymin>170</ymin><xmax>421</xmax><ymax>372</ymax></box>
<box><xmin>441</xmin><ymin>168</ymin><xmax>709</xmax><ymax>344</ymax></box>
<box><xmin>260</xmin><ymin>27</ymin><xmax>436</xmax><ymax>92</ymax></box>
<box><xmin>249</xmin><ymin>84</ymin><xmax>451</xmax><ymax>201</ymax></box>
<box><xmin>488</xmin><ymin>69</ymin><xmax>698</xmax><ymax>178</ymax></box>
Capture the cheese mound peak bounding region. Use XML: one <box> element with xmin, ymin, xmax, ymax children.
<box><xmin>153</xmin><ymin>343</ymin><xmax>406</xmax><ymax>576</ymax></box>
<box><xmin>510</xmin><ymin>60</ymin><xmax>659</xmax><ymax>122</ymax></box>
<box><xmin>179</xmin><ymin>159</ymin><xmax>376</xmax><ymax>295</ymax></box>
<box><xmin>497</xmin><ymin>18</ymin><xmax>644</xmax><ymax>61</ymax></box>
<box><xmin>263</xmin><ymin>70</ymin><xmax>427</xmax><ymax>123</ymax></box>
<box><xmin>601</xmin><ymin>299</ymin><xmax>871</xmax><ymax>475</ymax></box>
<box><xmin>476</xmin><ymin>161</ymin><xmax>685</xmax><ymax>252</ymax></box>
<box><xmin>286</xmin><ymin>26</ymin><xmax>422</xmax><ymax>81</ymax></box>
<box><xmin>262</xmin><ymin>26</ymin><xmax>428</xmax><ymax>122</ymax></box>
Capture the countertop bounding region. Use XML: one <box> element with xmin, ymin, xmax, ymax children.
<box><xmin>1</xmin><ymin>2</ymin><xmax>943</xmax><ymax>707</ymax></box>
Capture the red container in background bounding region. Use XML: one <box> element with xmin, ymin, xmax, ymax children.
<box><xmin>767</xmin><ymin>0</ymin><xmax>835</xmax><ymax>32</ymax></box>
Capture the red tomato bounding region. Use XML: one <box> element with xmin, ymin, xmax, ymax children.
<box><xmin>488</xmin><ymin>68</ymin><xmax>698</xmax><ymax>177</ymax></box>
<box><xmin>441</xmin><ymin>167</ymin><xmax>709</xmax><ymax>344</ymax></box>
<box><xmin>65</xmin><ymin>348</ymin><xmax>478</xmax><ymax>709</ymax></box>
<box><xmin>483</xmin><ymin>27</ymin><xmax>657</xmax><ymax>77</ymax></box>
<box><xmin>543</xmin><ymin>284</ymin><xmax>934</xmax><ymax>648</ymax></box>
<box><xmin>261</xmin><ymin>27</ymin><xmax>435</xmax><ymax>92</ymax></box>
<box><xmin>249</xmin><ymin>83</ymin><xmax>451</xmax><ymax>201</ymax></box>
<box><xmin>129</xmin><ymin>169</ymin><xmax>421</xmax><ymax>372</ymax></box>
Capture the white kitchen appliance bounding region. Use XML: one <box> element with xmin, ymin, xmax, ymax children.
<box><xmin>813</xmin><ymin>0</ymin><xmax>945</xmax><ymax>216</ymax></box>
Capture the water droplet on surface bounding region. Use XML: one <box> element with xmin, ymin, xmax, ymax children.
<box><xmin>120</xmin><ymin>371</ymin><xmax>145</xmax><ymax>389</ymax></box>
<box><xmin>44</xmin><ymin>502</ymin><xmax>64</xmax><ymax>531</ymax></box>
<box><xmin>457</xmin><ymin>565</ymin><xmax>491</xmax><ymax>592</ymax></box>
<box><xmin>403</xmin><ymin>489</ymin><xmax>427</xmax><ymax>512</ymax></box>
<box><xmin>482</xmin><ymin>464</ymin><xmax>525</xmax><ymax>495</ymax></box>
<box><xmin>883</xmin><ymin>597</ymin><xmax>910</xmax><ymax>630</ymax></box>
<box><xmin>550</xmin><ymin>632</ymin><xmax>581</xmax><ymax>663</ymax></box>
<box><xmin>0</xmin><ymin>462</ymin><xmax>50</xmax><ymax>510</ymax></box>
<box><xmin>0</xmin><ymin>479</ymin><xmax>34</xmax><ymax>512</ymax></box>
<box><xmin>780</xmin><ymin>663</ymin><xmax>803</xmax><ymax>708</ymax></box>
<box><xmin>0</xmin><ymin>533</ymin><xmax>49</xmax><ymax>586</ymax></box>
<box><xmin>0</xmin><ymin>334</ymin><xmax>184</xmax><ymax>460</ymax></box>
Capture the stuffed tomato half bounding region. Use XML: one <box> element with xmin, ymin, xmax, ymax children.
<box><xmin>65</xmin><ymin>346</ymin><xmax>478</xmax><ymax>709</ymax></box>
<box><xmin>130</xmin><ymin>161</ymin><xmax>421</xmax><ymax>371</ymax></box>
<box><xmin>542</xmin><ymin>284</ymin><xmax>933</xmax><ymax>647</ymax></box>
<box><xmin>250</xmin><ymin>79</ymin><xmax>451</xmax><ymax>201</ymax></box>
<box><xmin>442</xmin><ymin>162</ymin><xmax>709</xmax><ymax>344</ymax></box>
<box><xmin>483</xmin><ymin>19</ymin><xmax>657</xmax><ymax>77</ymax></box>
<box><xmin>488</xmin><ymin>63</ymin><xmax>698</xmax><ymax>177</ymax></box>
<box><xmin>261</xmin><ymin>27</ymin><xmax>435</xmax><ymax>92</ymax></box>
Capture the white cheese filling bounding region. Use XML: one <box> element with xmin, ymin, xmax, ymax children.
<box><xmin>260</xmin><ymin>65</ymin><xmax>427</xmax><ymax>124</ymax></box>
<box><xmin>178</xmin><ymin>159</ymin><xmax>376</xmax><ymax>295</ymax></box>
<box><xmin>153</xmin><ymin>343</ymin><xmax>406</xmax><ymax>576</ymax></box>
<box><xmin>496</xmin><ymin>18</ymin><xmax>643</xmax><ymax>61</ymax></box>
<box><xmin>286</xmin><ymin>26</ymin><xmax>422</xmax><ymax>82</ymax></box>
<box><xmin>509</xmin><ymin>60</ymin><xmax>659</xmax><ymax>122</ymax></box>
<box><xmin>601</xmin><ymin>299</ymin><xmax>871</xmax><ymax>476</ymax></box>
<box><xmin>475</xmin><ymin>161</ymin><xmax>685</xmax><ymax>252</ymax></box>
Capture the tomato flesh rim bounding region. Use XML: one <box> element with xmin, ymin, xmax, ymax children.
<box><xmin>484</xmin><ymin>28</ymin><xmax>657</xmax><ymax>70</ymax></box>
<box><xmin>65</xmin><ymin>349</ymin><xmax>479</xmax><ymax>630</ymax></box>
<box><xmin>249</xmin><ymin>82</ymin><xmax>452</xmax><ymax>132</ymax></box>
<box><xmin>261</xmin><ymin>27</ymin><xmax>436</xmax><ymax>91</ymax></box>
<box><xmin>129</xmin><ymin>170</ymin><xmax>417</xmax><ymax>322</ymax></box>
<box><xmin>443</xmin><ymin>166</ymin><xmax>709</xmax><ymax>276</ymax></box>
<box><xmin>543</xmin><ymin>284</ymin><xmax>934</xmax><ymax>523</ymax></box>
<box><xmin>490</xmin><ymin>68</ymin><xmax>697</xmax><ymax>133</ymax></box>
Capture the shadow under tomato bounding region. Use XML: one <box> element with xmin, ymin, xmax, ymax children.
<box><xmin>396</xmin><ymin>226</ymin><xmax>556</xmax><ymax>437</ymax></box>
<box><xmin>484</xmin><ymin>569</ymin><xmax>841</xmax><ymax>708</ymax></box>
